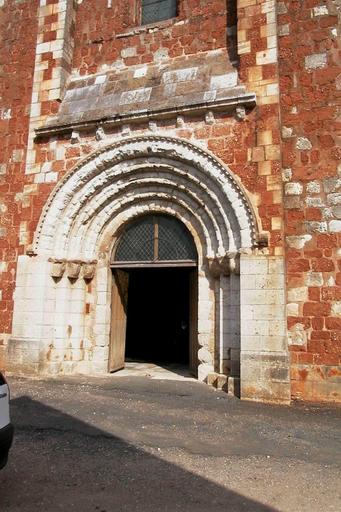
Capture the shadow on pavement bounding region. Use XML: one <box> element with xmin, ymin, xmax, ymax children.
<box><xmin>0</xmin><ymin>395</ymin><xmax>278</xmax><ymax>512</ymax></box>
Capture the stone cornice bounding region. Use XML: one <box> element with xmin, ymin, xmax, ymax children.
<box><xmin>34</xmin><ymin>93</ymin><xmax>256</xmax><ymax>139</ymax></box>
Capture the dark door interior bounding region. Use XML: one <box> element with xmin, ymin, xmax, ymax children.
<box><xmin>125</xmin><ymin>268</ymin><xmax>191</xmax><ymax>365</ymax></box>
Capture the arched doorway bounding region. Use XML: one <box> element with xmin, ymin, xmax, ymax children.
<box><xmin>109</xmin><ymin>214</ymin><xmax>198</xmax><ymax>375</ymax></box>
<box><xmin>7</xmin><ymin>136</ymin><xmax>290</xmax><ymax>402</ymax></box>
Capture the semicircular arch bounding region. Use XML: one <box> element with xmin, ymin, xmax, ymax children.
<box><xmin>34</xmin><ymin>136</ymin><xmax>258</xmax><ymax>262</ymax></box>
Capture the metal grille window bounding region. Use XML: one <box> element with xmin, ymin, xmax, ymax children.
<box><xmin>141</xmin><ymin>0</ymin><xmax>177</xmax><ymax>25</ymax></box>
<box><xmin>114</xmin><ymin>215</ymin><xmax>197</xmax><ymax>265</ymax></box>
<box><xmin>158</xmin><ymin>215</ymin><xmax>197</xmax><ymax>261</ymax></box>
<box><xmin>115</xmin><ymin>216</ymin><xmax>154</xmax><ymax>262</ymax></box>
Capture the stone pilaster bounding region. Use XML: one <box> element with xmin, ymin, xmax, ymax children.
<box><xmin>240</xmin><ymin>254</ymin><xmax>290</xmax><ymax>403</ymax></box>
<box><xmin>26</xmin><ymin>0</ymin><xmax>75</xmax><ymax>177</ymax></box>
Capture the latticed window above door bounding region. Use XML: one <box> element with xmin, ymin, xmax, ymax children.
<box><xmin>141</xmin><ymin>0</ymin><xmax>177</xmax><ymax>25</ymax></box>
<box><xmin>114</xmin><ymin>215</ymin><xmax>197</xmax><ymax>264</ymax></box>
<box><xmin>116</xmin><ymin>216</ymin><xmax>155</xmax><ymax>262</ymax></box>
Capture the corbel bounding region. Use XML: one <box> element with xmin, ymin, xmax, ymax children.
<box><xmin>95</xmin><ymin>126</ymin><xmax>106</xmax><ymax>141</ymax></box>
<box><xmin>256</xmin><ymin>233</ymin><xmax>269</xmax><ymax>248</ymax></box>
<box><xmin>235</xmin><ymin>106</ymin><xmax>246</xmax><ymax>121</ymax></box>
<box><xmin>82</xmin><ymin>261</ymin><xmax>97</xmax><ymax>281</ymax></box>
<box><xmin>49</xmin><ymin>258</ymin><xmax>66</xmax><ymax>278</ymax></box>
<box><xmin>67</xmin><ymin>260</ymin><xmax>82</xmax><ymax>279</ymax></box>
<box><xmin>205</xmin><ymin>111</ymin><xmax>215</xmax><ymax>125</ymax></box>
<box><xmin>70</xmin><ymin>131</ymin><xmax>81</xmax><ymax>144</ymax></box>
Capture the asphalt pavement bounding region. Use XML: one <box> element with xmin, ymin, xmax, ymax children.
<box><xmin>0</xmin><ymin>375</ymin><xmax>340</xmax><ymax>511</ymax></box>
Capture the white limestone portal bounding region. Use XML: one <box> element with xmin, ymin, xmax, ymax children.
<box><xmin>8</xmin><ymin>136</ymin><xmax>290</xmax><ymax>402</ymax></box>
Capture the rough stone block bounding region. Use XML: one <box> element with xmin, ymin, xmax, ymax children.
<box><xmin>6</xmin><ymin>337</ymin><xmax>42</xmax><ymax>375</ymax></box>
<box><xmin>305</xmin><ymin>53</ymin><xmax>327</xmax><ymax>70</ymax></box>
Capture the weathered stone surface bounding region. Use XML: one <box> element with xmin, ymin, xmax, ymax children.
<box><xmin>67</xmin><ymin>262</ymin><xmax>81</xmax><ymax>279</ymax></box>
<box><xmin>1</xmin><ymin>0</ymin><xmax>340</xmax><ymax>405</ymax></box>
<box><xmin>306</xmin><ymin>181</ymin><xmax>320</xmax><ymax>194</ymax></box>
<box><xmin>295</xmin><ymin>137</ymin><xmax>312</xmax><ymax>150</ymax></box>
<box><xmin>50</xmin><ymin>261</ymin><xmax>66</xmax><ymax>278</ymax></box>
<box><xmin>306</xmin><ymin>272</ymin><xmax>324</xmax><ymax>287</ymax></box>
<box><xmin>198</xmin><ymin>347</ymin><xmax>213</xmax><ymax>365</ymax></box>
<box><xmin>287</xmin><ymin>287</ymin><xmax>308</xmax><ymax>302</ymax></box>
<box><xmin>82</xmin><ymin>263</ymin><xmax>96</xmax><ymax>280</ymax></box>
<box><xmin>329</xmin><ymin>220</ymin><xmax>341</xmax><ymax>232</ymax></box>
<box><xmin>286</xmin><ymin>235</ymin><xmax>311</xmax><ymax>249</ymax></box>
<box><xmin>305</xmin><ymin>53</ymin><xmax>327</xmax><ymax>70</ymax></box>
<box><xmin>42</xmin><ymin>51</ymin><xmax>250</xmax><ymax>132</ymax></box>
<box><xmin>240</xmin><ymin>352</ymin><xmax>291</xmax><ymax>403</ymax></box>
<box><xmin>285</xmin><ymin>182</ymin><xmax>303</xmax><ymax>195</ymax></box>
<box><xmin>6</xmin><ymin>338</ymin><xmax>41</xmax><ymax>376</ymax></box>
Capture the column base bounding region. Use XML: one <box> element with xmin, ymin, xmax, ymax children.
<box><xmin>207</xmin><ymin>372</ymin><xmax>241</xmax><ymax>397</ymax></box>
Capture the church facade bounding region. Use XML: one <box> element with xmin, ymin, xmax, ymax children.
<box><xmin>0</xmin><ymin>0</ymin><xmax>340</xmax><ymax>403</ymax></box>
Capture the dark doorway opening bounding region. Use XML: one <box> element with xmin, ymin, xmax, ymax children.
<box><xmin>109</xmin><ymin>214</ymin><xmax>198</xmax><ymax>375</ymax></box>
<box><xmin>125</xmin><ymin>268</ymin><xmax>191</xmax><ymax>366</ymax></box>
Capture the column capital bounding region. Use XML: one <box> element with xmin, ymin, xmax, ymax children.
<box><xmin>206</xmin><ymin>252</ymin><xmax>240</xmax><ymax>278</ymax></box>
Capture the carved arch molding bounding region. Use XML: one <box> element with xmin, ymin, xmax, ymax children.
<box><xmin>34</xmin><ymin>136</ymin><xmax>259</xmax><ymax>276</ymax></box>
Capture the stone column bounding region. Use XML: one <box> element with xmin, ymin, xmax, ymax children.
<box><xmin>91</xmin><ymin>263</ymin><xmax>112</xmax><ymax>374</ymax></box>
<box><xmin>224</xmin><ymin>272</ymin><xmax>241</xmax><ymax>378</ymax></box>
<box><xmin>197</xmin><ymin>268</ymin><xmax>215</xmax><ymax>381</ymax></box>
<box><xmin>207</xmin><ymin>253</ymin><xmax>241</xmax><ymax>394</ymax></box>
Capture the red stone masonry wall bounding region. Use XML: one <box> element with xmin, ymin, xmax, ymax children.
<box><xmin>278</xmin><ymin>0</ymin><xmax>341</xmax><ymax>401</ymax></box>
<box><xmin>27</xmin><ymin>0</ymin><xmax>284</xmax><ymax>258</ymax></box>
<box><xmin>237</xmin><ymin>0</ymin><xmax>284</xmax><ymax>252</ymax></box>
<box><xmin>1</xmin><ymin>0</ymin><xmax>285</xmax><ymax>369</ymax></box>
<box><xmin>73</xmin><ymin>0</ymin><xmax>237</xmax><ymax>74</ymax></box>
<box><xmin>0</xmin><ymin>0</ymin><xmax>39</xmax><ymax>357</ymax></box>
<box><xmin>1</xmin><ymin>0</ymin><xmax>339</xmax><ymax>401</ymax></box>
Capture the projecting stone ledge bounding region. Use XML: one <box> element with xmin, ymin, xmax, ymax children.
<box><xmin>35</xmin><ymin>92</ymin><xmax>256</xmax><ymax>138</ymax></box>
<box><xmin>34</xmin><ymin>49</ymin><xmax>256</xmax><ymax>138</ymax></box>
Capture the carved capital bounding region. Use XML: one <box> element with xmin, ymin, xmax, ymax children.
<box><xmin>224</xmin><ymin>252</ymin><xmax>240</xmax><ymax>276</ymax></box>
<box><xmin>206</xmin><ymin>257</ymin><xmax>221</xmax><ymax>278</ymax></box>
<box><xmin>206</xmin><ymin>252</ymin><xmax>240</xmax><ymax>278</ymax></box>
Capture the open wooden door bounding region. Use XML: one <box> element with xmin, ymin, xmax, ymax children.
<box><xmin>109</xmin><ymin>269</ymin><xmax>129</xmax><ymax>372</ymax></box>
<box><xmin>189</xmin><ymin>268</ymin><xmax>198</xmax><ymax>376</ymax></box>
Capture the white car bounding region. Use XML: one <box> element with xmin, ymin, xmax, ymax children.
<box><xmin>0</xmin><ymin>372</ymin><xmax>13</xmax><ymax>469</ymax></box>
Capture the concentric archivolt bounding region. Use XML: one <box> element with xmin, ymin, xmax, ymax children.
<box><xmin>34</xmin><ymin>135</ymin><xmax>258</xmax><ymax>262</ymax></box>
